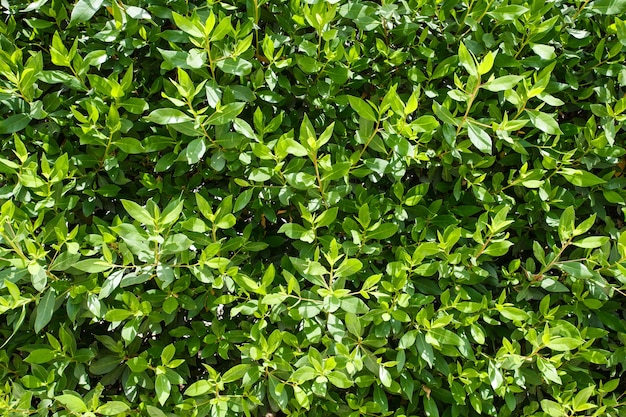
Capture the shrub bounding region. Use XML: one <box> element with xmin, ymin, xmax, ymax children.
<box><xmin>1</xmin><ymin>0</ymin><xmax>625</xmax><ymax>416</ymax></box>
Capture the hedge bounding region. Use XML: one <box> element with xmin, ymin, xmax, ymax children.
<box><xmin>1</xmin><ymin>0</ymin><xmax>626</xmax><ymax>416</ymax></box>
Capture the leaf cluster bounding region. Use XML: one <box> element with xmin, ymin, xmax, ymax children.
<box><xmin>0</xmin><ymin>0</ymin><xmax>626</xmax><ymax>416</ymax></box>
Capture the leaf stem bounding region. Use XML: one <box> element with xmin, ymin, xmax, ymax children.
<box><xmin>311</xmin><ymin>153</ymin><xmax>328</xmax><ymax>208</ymax></box>
<box><xmin>572</xmin><ymin>0</ymin><xmax>590</xmax><ymax>20</ymax></box>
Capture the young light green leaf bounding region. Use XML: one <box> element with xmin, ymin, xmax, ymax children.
<box><xmin>172</xmin><ymin>12</ymin><xmax>204</xmax><ymax>38</ymax></box>
<box><xmin>95</xmin><ymin>402</ymin><xmax>131</xmax><ymax>416</ymax></box>
<box><xmin>482</xmin><ymin>75</ymin><xmax>523</xmax><ymax>92</ymax></box>
<box><xmin>560</xmin><ymin>168</ymin><xmax>606</xmax><ymax>187</ymax></box>
<box><xmin>56</xmin><ymin>394</ymin><xmax>88</xmax><ymax>413</ymax></box>
<box><xmin>546</xmin><ymin>337</ymin><xmax>584</xmax><ymax>351</ymax></box>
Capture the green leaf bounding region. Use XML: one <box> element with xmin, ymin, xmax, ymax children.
<box><xmin>172</xmin><ymin>12</ymin><xmax>204</xmax><ymax>38</ymax></box>
<box><xmin>120</xmin><ymin>98</ymin><xmax>148</xmax><ymax>114</ymax></box>
<box><xmin>24</xmin><ymin>348</ymin><xmax>56</xmax><ymax>364</ymax></box>
<box><xmin>467</xmin><ymin>123</ymin><xmax>492</xmax><ymax>154</ymax></box>
<box><xmin>334</xmin><ymin>258</ymin><xmax>362</xmax><ymax>278</ymax></box>
<box><xmin>487</xmin><ymin>5</ymin><xmax>529</xmax><ymax>20</ymax></box>
<box><xmin>160</xmin><ymin>199</ymin><xmax>184</xmax><ymax>227</ymax></box>
<box><xmin>482</xmin><ymin>75</ymin><xmax>523</xmax><ymax>92</ymax></box>
<box><xmin>293</xmin><ymin>385</ymin><xmax>310</xmax><ymax>409</ymax></box>
<box><xmin>291</xmin><ymin>366</ymin><xmax>316</xmax><ymax>383</ymax></box>
<box><xmin>155</xmin><ymin>374</ymin><xmax>171</xmax><ymax>406</ymax></box>
<box><xmin>114</xmin><ymin>137</ymin><xmax>144</xmax><ymax>154</ymax></box>
<box><xmin>537</xmin><ymin>356</ymin><xmax>562</xmax><ymax>384</ymax></box>
<box><xmin>234</xmin><ymin>188</ymin><xmax>254</xmax><ymax>212</ymax></box>
<box><xmin>104</xmin><ymin>310</ymin><xmax>133</xmax><ymax>324</ymax></box>
<box><xmin>525</xmin><ymin>109</ymin><xmax>563</xmax><ymax>135</ymax></box>
<box><xmin>206</xmin><ymin>103</ymin><xmax>246</xmax><ymax>126</ymax></box>
<box><xmin>321</xmin><ymin>161</ymin><xmax>352</xmax><ymax>181</ymax></box>
<box><xmin>499</xmin><ymin>306</ymin><xmax>530</xmax><ymax>322</ymax></box>
<box><xmin>216</xmin><ymin>57</ymin><xmax>252</xmax><ymax>76</ymax></box>
<box><xmin>340</xmin><ymin>297</ymin><xmax>369</xmax><ymax>314</ymax></box>
<box><xmin>146</xmin><ymin>405</ymin><xmax>168</xmax><ymax>417</ymax></box>
<box><xmin>572</xmin><ymin>386</ymin><xmax>595</xmax><ymax>412</ymax></box>
<box><xmin>34</xmin><ymin>287</ymin><xmax>56</xmax><ymax>333</ymax></box>
<box><xmin>399</xmin><ymin>330</ymin><xmax>417</xmax><ymax>349</ymax></box>
<box><xmin>367</xmin><ymin>223</ymin><xmax>398</xmax><ymax>240</ymax></box>
<box><xmin>315</xmin><ymin>207</ymin><xmax>338</xmax><ymax>228</ymax></box>
<box><xmin>90</xmin><ymin>355</ymin><xmax>122</xmax><ymax>375</ymax></box>
<box><xmin>560</xmin><ymin>168</ymin><xmax>606</xmax><ymax>187</ymax></box>
<box><xmin>412</xmin><ymin>115</ymin><xmax>440</xmax><ymax>132</ymax></box>
<box><xmin>328</xmin><ymin>371</ymin><xmax>352</xmax><ymax>388</ymax></box>
<box><xmin>482</xmin><ymin>240</ymin><xmax>513</xmax><ymax>256</ymax></box>
<box><xmin>70</xmin><ymin>0</ymin><xmax>104</xmax><ymax>26</ymax></box>
<box><xmin>278</xmin><ymin>223</ymin><xmax>315</xmax><ymax>243</ymax></box>
<box><xmin>222</xmin><ymin>364</ymin><xmax>250</xmax><ymax>383</ymax></box>
<box><xmin>72</xmin><ymin>260</ymin><xmax>113</xmax><ymax>273</ymax></box>
<box><xmin>432</xmin><ymin>102</ymin><xmax>459</xmax><ymax>126</ymax></box>
<box><xmin>558</xmin><ymin>206</ymin><xmax>575</xmax><ymax>242</ymax></box>
<box><xmin>95</xmin><ymin>402</ymin><xmax>131</xmax><ymax>415</ymax></box>
<box><xmin>379</xmin><ymin>365</ymin><xmax>392</xmax><ymax>387</ymax></box>
<box><xmin>546</xmin><ymin>337</ymin><xmax>584</xmax><ymax>351</ymax></box>
<box><xmin>426</xmin><ymin>328</ymin><xmax>463</xmax><ymax>346</ymax></box>
<box><xmin>424</xmin><ymin>396</ymin><xmax>440</xmax><ymax>417</ymax></box>
<box><xmin>488</xmin><ymin>362</ymin><xmax>504</xmax><ymax>389</ymax></box>
<box><xmin>0</xmin><ymin>114</ymin><xmax>31</xmax><ymax>134</ymax></box>
<box><xmin>146</xmin><ymin>108</ymin><xmax>193</xmax><ymax>124</ymax></box>
<box><xmin>458</xmin><ymin>42</ymin><xmax>477</xmax><ymax>76</ymax></box>
<box><xmin>348</xmin><ymin>96</ymin><xmax>378</xmax><ymax>122</ymax></box>
<box><xmin>56</xmin><ymin>394</ymin><xmax>88</xmax><ymax>413</ymax></box>
<box><xmin>185</xmin><ymin>380</ymin><xmax>211</xmax><ymax>396</ymax></box>
<box><xmin>121</xmin><ymin>199</ymin><xmax>154</xmax><ymax>225</ymax></box>
<box><xmin>185</xmin><ymin>138</ymin><xmax>207</xmax><ymax>164</ymax></box>
<box><xmin>589</xmin><ymin>0</ymin><xmax>626</xmax><ymax>14</ymax></box>
<box><xmin>161</xmin><ymin>344</ymin><xmax>175</xmax><ymax>365</ymax></box>
<box><xmin>572</xmin><ymin>236</ymin><xmax>609</xmax><ymax>248</ymax></box>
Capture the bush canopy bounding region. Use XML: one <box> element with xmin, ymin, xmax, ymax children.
<box><xmin>1</xmin><ymin>0</ymin><xmax>626</xmax><ymax>416</ymax></box>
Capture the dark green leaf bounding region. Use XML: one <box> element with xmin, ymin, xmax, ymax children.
<box><xmin>0</xmin><ymin>114</ymin><xmax>32</xmax><ymax>134</ymax></box>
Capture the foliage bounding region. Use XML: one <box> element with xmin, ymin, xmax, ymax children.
<box><xmin>1</xmin><ymin>0</ymin><xmax>626</xmax><ymax>416</ymax></box>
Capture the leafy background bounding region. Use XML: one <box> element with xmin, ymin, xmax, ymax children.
<box><xmin>1</xmin><ymin>0</ymin><xmax>626</xmax><ymax>416</ymax></box>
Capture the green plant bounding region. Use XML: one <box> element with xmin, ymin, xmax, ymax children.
<box><xmin>1</xmin><ymin>0</ymin><xmax>626</xmax><ymax>416</ymax></box>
